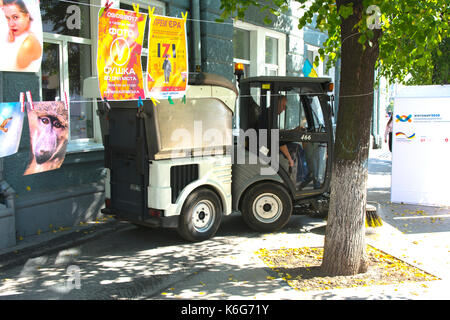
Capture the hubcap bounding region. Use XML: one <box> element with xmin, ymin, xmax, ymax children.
<box><xmin>192</xmin><ymin>200</ymin><xmax>215</xmax><ymax>232</ymax></box>
<box><xmin>252</xmin><ymin>193</ymin><xmax>283</xmax><ymax>223</ymax></box>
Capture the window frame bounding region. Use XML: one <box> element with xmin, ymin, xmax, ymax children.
<box><xmin>233</xmin><ymin>27</ymin><xmax>251</xmax><ymax>78</ymax></box>
<box><xmin>265</xmin><ymin>35</ymin><xmax>279</xmax><ymax>76</ymax></box>
<box><xmin>41</xmin><ymin>33</ymin><xmax>97</xmax><ymax>148</ymax></box>
<box><xmin>305</xmin><ymin>44</ymin><xmax>334</xmax><ymax>78</ymax></box>
<box><xmin>233</xmin><ymin>20</ymin><xmax>286</xmax><ymax>77</ymax></box>
<box><xmin>39</xmin><ymin>0</ymin><xmax>166</xmax><ymax>153</ymax></box>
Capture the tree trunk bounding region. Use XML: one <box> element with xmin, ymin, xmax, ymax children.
<box><xmin>321</xmin><ymin>0</ymin><xmax>381</xmax><ymax>276</ymax></box>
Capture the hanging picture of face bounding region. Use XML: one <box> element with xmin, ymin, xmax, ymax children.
<box><xmin>24</xmin><ymin>101</ymin><xmax>68</xmax><ymax>175</ymax></box>
<box><xmin>0</xmin><ymin>0</ymin><xmax>43</xmax><ymax>72</ymax></box>
<box><xmin>0</xmin><ymin>102</ymin><xmax>24</xmax><ymax>158</ymax></box>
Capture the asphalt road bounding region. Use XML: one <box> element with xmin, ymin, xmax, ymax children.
<box><xmin>0</xmin><ymin>146</ymin><xmax>448</xmax><ymax>300</ymax></box>
<box><xmin>0</xmin><ymin>211</ymin><xmax>327</xmax><ymax>300</ymax></box>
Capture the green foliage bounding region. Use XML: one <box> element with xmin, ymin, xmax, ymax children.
<box><xmin>219</xmin><ymin>0</ymin><xmax>449</xmax><ymax>85</ymax></box>
<box><xmin>406</xmin><ymin>37</ymin><xmax>449</xmax><ymax>85</ymax></box>
<box><xmin>218</xmin><ymin>0</ymin><xmax>289</xmax><ymax>24</ymax></box>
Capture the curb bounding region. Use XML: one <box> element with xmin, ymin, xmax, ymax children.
<box><xmin>0</xmin><ymin>221</ymin><xmax>133</xmax><ymax>272</ymax></box>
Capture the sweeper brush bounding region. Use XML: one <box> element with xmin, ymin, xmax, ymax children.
<box><xmin>366</xmin><ymin>203</ymin><xmax>383</xmax><ymax>227</ymax></box>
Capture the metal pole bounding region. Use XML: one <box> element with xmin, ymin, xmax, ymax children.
<box><xmin>191</xmin><ymin>0</ymin><xmax>202</xmax><ymax>72</ymax></box>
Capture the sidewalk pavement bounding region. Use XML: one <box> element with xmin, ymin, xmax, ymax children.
<box><xmin>0</xmin><ymin>216</ymin><xmax>129</xmax><ymax>271</ymax></box>
<box><xmin>0</xmin><ymin>146</ymin><xmax>449</xmax><ymax>300</ymax></box>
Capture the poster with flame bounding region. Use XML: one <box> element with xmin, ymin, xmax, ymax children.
<box><xmin>97</xmin><ymin>8</ymin><xmax>147</xmax><ymax>100</ymax></box>
<box><xmin>146</xmin><ymin>11</ymin><xmax>188</xmax><ymax>100</ymax></box>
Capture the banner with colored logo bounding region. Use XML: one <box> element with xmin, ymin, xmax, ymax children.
<box><xmin>97</xmin><ymin>8</ymin><xmax>147</xmax><ymax>100</ymax></box>
<box><xmin>391</xmin><ymin>85</ymin><xmax>450</xmax><ymax>206</ymax></box>
<box><xmin>146</xmin><ymin>10</ymin><xmax>188</xmax><ymax>100</ymax></box>
<box><xmin>395</xmin><ymin>114</ymin><xmax>412</xmax><ymax>123</ymax></box>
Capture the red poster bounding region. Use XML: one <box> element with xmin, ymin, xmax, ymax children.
<box><xmin>97</xmin><ymin>8</ymin><xmax>147</xmax><ymax>100</ymax></box>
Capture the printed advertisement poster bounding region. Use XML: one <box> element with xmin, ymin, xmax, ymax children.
<box><xmin>24</xmin><ymin>101</ymin><xmax>68</xmax><ymax>175</ymax></box>
<box><xmin>97</xmin><ymin>8</ymin><xmax>147</xmax><ymax>100</ymax></box>
<box><xmin>147</xmin><ymin>12</ymin><xmax>188</xmax><ymax>100</ymax></box>
<box><xmin>0</xmin><ymin>0</ymin><xmax>43</xmax><ymax>72</ymax></box>
<box><xmin>392</xmin><ymin>93</ymin><xmax>450</xmax><ymax>206</ymax></box>
<box><xmin>0</xmin><ymin>102</ymin><xmax>24</xmax><ymax>158</ymax></box>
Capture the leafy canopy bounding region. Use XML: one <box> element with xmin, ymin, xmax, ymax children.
<box><xmin>219</xmin><ymin>0</ymin><xmax>449</xmax><ymax>84</ymax></box>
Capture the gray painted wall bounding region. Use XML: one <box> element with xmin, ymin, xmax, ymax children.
<box><xmin>0</xmin><ymin>72</ymin><xmax>107</xmax><ymax>240</ymax></box>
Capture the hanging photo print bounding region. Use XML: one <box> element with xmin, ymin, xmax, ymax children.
<box><xmin>97</xmin><ymin>7</ymin><xmax>147</xmax><ymax>100</ymax></box>
<box><xmin>0</xmin><ymin>0</ymin><xmax>43</xmax><ymax>72</ymax></box>
<box><xmin>24</xmin><ymin>101</ymin><xmax>68</xmax><ymax>175</ymax></box>
<box><xmin>0</xmin><ymin>102</ymin><xmax>24</xmax><ymax>158</ymax></box>
<box><xmin>146</xmin><ymin>10</ymin><xmax>188</xmax><ymax>100</ymax></box>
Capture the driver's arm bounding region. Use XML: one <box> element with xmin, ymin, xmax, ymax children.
<box><xmin>280</xmin><ymin>144</ymin><xmax>294</xmax><ymax>167</ymax></box>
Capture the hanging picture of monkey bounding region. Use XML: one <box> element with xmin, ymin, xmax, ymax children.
<box><xmin>0</xmin><ymin>102</ymin><xmax>24</xmax><ymax>158</ymax></box>
<box><xmin>24</xmin><ymin>101</ymin><xmax>68</xmax><ymax>175</ymax></box>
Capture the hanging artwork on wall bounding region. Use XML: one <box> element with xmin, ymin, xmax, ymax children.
<box><xmin>97</xmin><ymin>7</ymin><xmax>147</xmax><ymax>100</ymax></box>
<box><xmin>24</xmin><ymin>101</ymin><xmax>68</xmax><ymax>175</ymax></box>
<box><xmin>0</xmin><ymin>0</ymin><xmax>43</xmax><ymax>72</ymax></box>
<box><xmin>146</xmin><ymin>10</ymin><xmax>188</xmax><ymax>100</ymax></box>
<box><xmin>0</xmin><ymin>102</ymin><xmax>24</xmax><ymax>158</ymax></box>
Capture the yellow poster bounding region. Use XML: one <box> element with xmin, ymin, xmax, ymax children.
<box><xmin>97</xmin><ymin>8</ymin><xmax>147</xmax><ymax>100</ymax></box>
<box><xmin>146</xmin><ymin>11</ymin><xmax>188</xmax><ymax>100</ymax></box>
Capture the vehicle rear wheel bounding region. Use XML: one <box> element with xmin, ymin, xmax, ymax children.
<box><xmin>241</xmin><ymin>182</ymin><xmax>292</xmax><ymax>232</ymax></box>
<box><xmin>308</xmin><ymin>197</ymin><xmax>330</xmax><ymax>219</ymax></box>
<box><xmin>177</xmin><ymin>188</ymin><xmax>222</xmax><ymax>242</ymax></box>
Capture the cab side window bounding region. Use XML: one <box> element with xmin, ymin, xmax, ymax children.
<box><xmin>277</xmin><ymin>90</ymin><xmax>308</xmax><ymax>131</ymax></box>
<box><xmin>309</xmin><ymin>96</ymin><xmax>326</xmax><ymax>131</ymax></box>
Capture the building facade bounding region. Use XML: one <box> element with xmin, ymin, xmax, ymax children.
<box><xmin>0</xmin><ymin>0</ymin><xmax>338</xmax><ymax>249</ymax></box>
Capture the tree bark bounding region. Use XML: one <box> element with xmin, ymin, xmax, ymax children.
<box><xmin>321</xmin><ymin>0</ymin><xmax>381</xmax><ymax>276</ymax></box>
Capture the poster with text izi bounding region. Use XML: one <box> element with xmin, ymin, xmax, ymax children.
<box><xmin>146</xmin><ymin>12</ymin><xmax>188</xmax><ymax>100</ymax></box>
<box><xmin>97</xmin><ymin>8</ymin><xmax>147</xmax><ymax>100</ymax></box>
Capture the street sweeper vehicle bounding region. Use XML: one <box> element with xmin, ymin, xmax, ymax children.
<box><xmin>84</xmin><ymin>70</ymin><xmax>376</xmax><ymax>242</ymax></box>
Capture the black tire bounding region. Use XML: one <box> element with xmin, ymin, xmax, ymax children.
<box><xmin>241</xmin><ymin>182</ymin><xmax>292</xmax><ymax>232</ymax></box>
<box><xmin>308</xmin><ymin>198</ymin><xmax>329</xmax><ymax>219</ymax></box>
<box><xmin>177</xmin><ymin>188</ymin><xmax>222</xmax><ymax>242</ymax></box>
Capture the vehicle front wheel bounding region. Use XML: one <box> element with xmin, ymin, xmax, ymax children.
<box><xmin>241</xmin><ymin>182</ymin><xmax>292</xmax><ymax>232</ymax></box>
<box><xmin>177</xmin><ymin>188</ymin><xmax>222</xmax><ymax>242</ymax></box>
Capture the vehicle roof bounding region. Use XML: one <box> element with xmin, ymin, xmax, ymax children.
<box><xmin>240</xmin><ymin>76</ymin><xmax>332</xmax><ymax>84</ymax></box>
<box><xmin>188</xmin><ymin>72</ymin><xmax>238</xmax><ymax>95</ymax></box>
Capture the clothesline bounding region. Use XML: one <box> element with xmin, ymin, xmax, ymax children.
<box><xmin>66</xmin><ymin>91</ymin><xmax>373</xmax><ymax>104</ymax></box>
